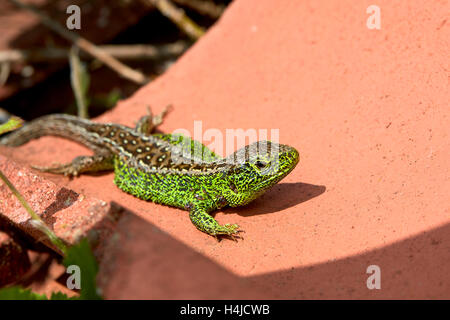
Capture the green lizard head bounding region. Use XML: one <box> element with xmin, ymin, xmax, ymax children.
<box><xmin>223</xmin><ymin>141</ymin><xmax>299</xmax><ymax>207</ymax></box>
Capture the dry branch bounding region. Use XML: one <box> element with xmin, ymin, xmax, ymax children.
<box><xmin>143</xmin><ymin>0</ymin><xmax>205</xmax><ymax>40</ymax></box>
<box><xmin>172</xmin><ymin>0</ymin><xmax>225</xmax><ymax>19</ymax></box>
<box><xmin>0</xmin><ymin>42</ymin><xmax>189</xmax><ymax>64</ymax></box>
<box><xmin>8</xmin><ymin>0</ymin><xmax>149</xmax><ymax>84</ymax></box>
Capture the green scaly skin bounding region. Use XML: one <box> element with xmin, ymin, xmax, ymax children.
<box><xmin>0</xmin><ymin>109</ymin><xmax>299</xmax><ymax>239</ymax></box>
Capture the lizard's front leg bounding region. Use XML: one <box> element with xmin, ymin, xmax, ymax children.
<box><xmin>189</xmin><ymin>206</ymin><xmax>242</xmax><ymax>240</ymax></box>
<box><xmin>32</xmin><ymin>153</ymin><xmax>114</xmax><ymax>177</ymax></box>
<box><xmin>135</xmin><ymin>104</ymin><xmax>172</xmax><ymax>135</ymax></box>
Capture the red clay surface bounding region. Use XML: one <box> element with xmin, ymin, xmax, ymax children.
<box><xmin>1</xmin><ymin>0</ymin><xmax>449</xmax><ymax>298</ymax></box>
<box><xmin>0</xmin><ymin>155</ymin><xmax>122</xmax><ymax>258</ymax></box>
<box><xmin>97</xmin><ymin>212</ymin><xmax>269</xmax><ymax>299</ymax></box>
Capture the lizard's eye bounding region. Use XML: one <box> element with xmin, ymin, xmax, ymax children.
<box><xmin>254</xmin><ymin>160</ymin><xmax>268</xmax><ymax>169</ymax></box>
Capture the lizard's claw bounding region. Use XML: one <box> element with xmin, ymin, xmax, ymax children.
<box><xmin>136</xmin><ymin>104</ymin><xmax>173</xmax><ymax>135</ymax></box>
<box><xmin>214</xmin><ymin>224</ymin><xmax>244</xmax><ymax>241</ymax></box>
<box><xmin>151</xmin><ymin>104</ymin><xmax>173</xmax><ymax>127</ymax></box>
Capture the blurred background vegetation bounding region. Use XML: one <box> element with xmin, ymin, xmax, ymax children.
<box><xmin>0</xmin><ymin>0</ymin><xmax>231</xmax><ymax>123</ymax></box>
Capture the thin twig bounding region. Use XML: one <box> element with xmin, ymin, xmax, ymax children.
<box><xmin>0</xmin><ymin>62</ymin><xmax>11</xmax><ymax>86</ymax></box>
<box><xmin>0</xmin><ymin>42</ymin><xmax>189</xmax><ymax>63</ymax></box>
<box><xmin>172</xmin><ymin>0</ymin><xmax>225</xmax><ymax>19</ymax></box>
<box><xmin>143</xmin><ymin>0</ymin><xmax>205</xmax><ymax>40</ymax></box>
<box><xmin>69</xmin><ymin>47</ymin><xmax>89</xmax><ymax>119</ymax></box>
<box><xmin>8</xmin><ymin>0</ymin><xmax>148</xmax><ymax>84</ymax></box>
<box><xmin>0</xmin><ymin>169</ymin><xmax>67</xmax><ymax>254</ymax></box>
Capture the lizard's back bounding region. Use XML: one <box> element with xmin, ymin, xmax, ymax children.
<box><xmin>0</xmin><ymin>114</ymin><xmax>230</xmax><ymax>210</ymax></box>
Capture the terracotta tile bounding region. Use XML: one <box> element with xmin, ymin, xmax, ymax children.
<box><xmin>97</xmin><ymin>212</ymin><xmax>271</xmax><ymax>299</ymax></box>
<box><xmin>0</xmin><ymin>154</ymin><xmax>122</xmax><ymax>259</ymax></box>
<box><xmin>2</xmin><ymin>0</ymin><xmax>449</xmax><ymax>298</ymax></box>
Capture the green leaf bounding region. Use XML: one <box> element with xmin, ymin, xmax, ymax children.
<box><xmin>63</xmin><ymin>238</ymin><xmax>101</xmax><ymax>300</ymax></box>
<box><xmin>49</xmin><ymin>291</ymin><xmax>73</xmax><ymax>300</ymax></box>
<box><xmin>0</xmin><ymin>239</ymin><xmax>101</xmax><ymax>300</ymax></box>
<box><xmin>0</xmin><ymin>115</ymin><xmax>23</xmax><ymax>135</ymax></box>
<box><xmin>0</xmin><ymin>287</ymin><xmax>48</xmax><ymax>300</ymax></box>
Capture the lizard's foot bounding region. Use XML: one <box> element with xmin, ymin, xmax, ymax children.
<box><xmin>135</xmin><ymin>104</ymin><xmax>173</xmax><ymax>135</ymax></box>
<box><xmin>212</xmin><ymin>224</ymin><xmax>244</xmax><ymax>242</ymax></box>
<box><xmin>32</xmin><ymin>163</ymin><xmax>81</xmax><ymax>177</ymax></box>
<box><xmin>31</xmin><ymin>154</ymin><xmax>114</xmax><ymax>177</ymax></box>
<box><xmin>189</xmin><ymin>209</ymin><xmax>244</xmax><ymax>241</ymax></box>
<box><xmin>150</xmin><ymin>104</ymin><xmax>173</xmax><ymax>127</ymax></box>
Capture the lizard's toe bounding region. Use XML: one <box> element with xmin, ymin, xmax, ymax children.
<box><xmin>216</xmin><ymin>224</ymin><xmax>243</xmax><ymax>241</ymax></box>
<box><xmin>32</xmin><ymin>163</ymin><xmax>78</xmax><ymax>177</ymax></box>
<box><xmin>223</xmin><ymin>223</ymin><xmax>240</xmax><ymax>234</ymax></box>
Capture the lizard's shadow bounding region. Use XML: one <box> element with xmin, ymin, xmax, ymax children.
<box><xmin>41</xmin><ymin>188</ymin><xmax>79</xmax><ymax>227</ymax></box>
<box><xmin>223</xmin><ymin>182</ymin><xmax>326</xmax><ymax>217</ymax></box>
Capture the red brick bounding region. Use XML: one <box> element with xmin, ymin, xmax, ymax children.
<box><xmin>0</xmin><ymin>154</ymin><xmax>122</xmax><ymax>259</ymax></box>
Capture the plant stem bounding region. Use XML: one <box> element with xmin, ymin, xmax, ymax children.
<box><xmin>0</xmin><ymin>169</ymin><xmax>67</xmax><ymax>254</ymax></box>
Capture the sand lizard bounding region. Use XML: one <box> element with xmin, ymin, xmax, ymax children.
<box><xmin>0</xmin><ymin>107</ymin><xmax>299</xmax><ymax>239</ymax></box>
